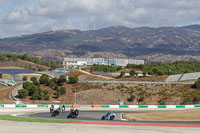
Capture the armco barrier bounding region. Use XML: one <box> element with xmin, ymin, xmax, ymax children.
<box><xmin>0</xmin><ymin>104</ymin><xmax>78</xmax><ymax>108</ymax></box>
<box><xmin>0</xmin><ymin>104</ymin><xmax>200</xmax><ymax>109</ymax></box>
<box><xmin>91</xmin><ymin>105</ymin><xmax>200</xmax><ymax>109</ymax></box>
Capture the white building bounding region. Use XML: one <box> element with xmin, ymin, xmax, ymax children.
<box><xmin>62</xmin><ymin>58</ymin><xmax>144</xmax><ymax>67</ymax></box>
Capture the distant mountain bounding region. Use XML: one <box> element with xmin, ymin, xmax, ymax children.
<box><xmin>0</xmin><ymin>24</ymin><xmax>200</xmax><ymax>62</ymax></box>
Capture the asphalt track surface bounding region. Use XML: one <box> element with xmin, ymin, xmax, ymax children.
<box><xmin>25</xmin><ymin>110</ymin><xmax>200</xmax><ymax>126</ymax></box>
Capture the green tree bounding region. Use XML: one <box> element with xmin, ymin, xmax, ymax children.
<box><xmin>23</xmin><ymin>82</ymin><xmax>33</xmax><ymax>95</ymax></box>
<box><xmin>129</xmin><ymin>70</ymin><xmax>136</xmax><ymax>77</ymax></box>
<box><xmin>32</xmin><ymin>92</ymin><xmax>39</xmax><ymax>100</ymax></box>
<box><xmin>195</xmin><ymin>79</ymin><xmax>200</xmax><ymax>89</ymax></box>
<box><xmin>57</xmin><ymin>75</ymin><xmax>66</xmax><ymax>85</ymax></box>
<box><xmin>31</xmin><ymin>77</ymin><xmax>37</xmax><ymax>82</ymax></box>
<box><xmin>38</xmin><ymin>67</ymin><xmax>45</xmax><ymax>71</ymax></box>
<box><xmin>33</xmin><ymin>80</ymin><xmax>40</xmax><ymax>86</ymax></box>
<box><xmin>18</xmin><ymin>89</ymin><xmax>28</xmax><ymax>98</ymax></box>
<box><xmin>52</xmin><ymin>78</ymin><xmax>58</xmax><ymax>84</ymax></box>
<box><xmin>21</xmin><ymin>54</ymin><xmax>29</xmax><ymax>60</ymax></box>
<box><xmin>143</xmin><ymin>72</ymin><xmax>147</xmax><ymax>77</ymax></box>
<box><xmin>0</xmin><ymin>54</ymin><xmax>6</xmax><ymax>61</ymax></box>
<box><xmin>39</xmin><ymin>91</ymin><xmax>45</xmax><ymax>100</ymax></box>
<box><xmin>39</xmin><ymin>74</ymin><xmax>49</xmax><ymax>84</ymax></box>
<box><xmin>23</xmin><ymin>76</ymin><xmax>28</xmax><ymax>81</ymax></box>
<box><xmin>119</xmin><ymin>71</ymin><xmax>125</xmax><ymax>78</ymax></box>
<box><xmin>148</xmin><ymin>71</ymin><xmax>154</xmax><ymax>75</ymax></box>
<box><xmin>0</xmin><ymin>73</ymin><xmax>2</xmax><ymax>78</ymax></box>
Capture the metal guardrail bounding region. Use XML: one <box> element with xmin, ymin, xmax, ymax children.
<box><xmin>11</xmin><ymin>84</ymin><xmax>23</xmax><ymax>102</ymax></box>
<box><xmin>79</xmin><ymin>80</ymin><xmax>195</xmax><ymax>85</ymax></box>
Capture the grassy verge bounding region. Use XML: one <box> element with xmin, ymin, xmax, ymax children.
<box><xmin>0</xmin><ymin>115</ymin><xmax>76</xmax><ymax>123</ymax></box>
<box><xmin>123</xmin><ymin>109</ymin><xmax>200</xmax><ymax>121</ymax></box>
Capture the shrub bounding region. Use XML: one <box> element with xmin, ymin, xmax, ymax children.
<box><xmin>55</xmin><ymin>91</ymin><xmax>60</xmax><ymax>99</ymax></box>
<box><xmin>0</xmin><ymin>73</ymin><xmax>2</xmax><ymax>78</ymax></box>
<box><xmin>42</xmin><ymin>90</ymin><xmax>49</xmax><ymax>95</ymax></box>
<box><xmin>138</xmin><ymin>96</ymin><xmax>144</xmax><ymax>102</ymax></box>
<box><xmin>59</xmin><ymin>87</ymin><xmax>66</xmax><ymax>95</ymax></box>
<box><xmin>44</xmin><ymin>94</ymin><xmax>50</xmax><ymax>100</ymax></box>
<box><xmin>182</xmin><ymin>96</ymin><xmax>193</xmax><ymax>105</ymax></box>
<box><xmin>195</xmin><ymin>80</ymin><xmax>200</xmax><ymax>89</ymax></box>
<box><xmin>127</xmin><ymin>95</ymin><xmax>135</xmax><ymax>102</ymax></box>
<box><xmin>53</xmin><ymin>85</ymin><xmax>59</xmax><ymax>90</ymax></box>
<box><xmin>69</xmin><ymin>76</ymin><xmax>79</xmax><ymax>84</ymax></box>
<box><xmin>193</xmin><ymin>95</ymin><xmax>200</xmax><ymax>103</ymax></box>
<box><xmin>158</xmin><ymin>99</ymin><xmax>166</xmax><ymax>105</ymax></box>
<box><xmin>18</xmin><ymin>89</ymin><xmax>28</xmax><ymax>98</ymax></box>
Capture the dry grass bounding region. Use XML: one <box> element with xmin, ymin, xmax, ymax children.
<box><xmin>2</xmin><ymin>74</ymin><xmax>12</xmax><ymax>80</ymax></box>
<box><xmin>0</xmin><ymin>86</ymin><xmax>15</xmax><ymax>104</ymax></box>
<box><xmin>20</xmin><ymin>81</ymin><xmax>188</xmax><ymax>105</ymax></box>
<box><xmin>123</xmin><ymin>109</ymin><xmax>200</xmax><ymax>121</ymax></box>
<box><xmin>0</xmin><ymin>59</ymin><xmax>49</xmax><ymax>71</ymax></box>
<box><xmin>117</xmin><ymin>75</ymin><xmax>168</xmax><ymax>82</ymax></box>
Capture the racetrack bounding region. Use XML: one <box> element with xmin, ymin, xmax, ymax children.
<box><xmin>27</xmin><ymin>110</ymin><xmax>125</xmax><ymax>121</ymax></box>
<box><xmin>24</xmin><ymin>110</ymin><xmax>200</xmax><ymax>126</ymax></box>
<box><xmin>1</xmin><ymin>108</ymin><xmax>200</xmax><ymax>133</ymax></box>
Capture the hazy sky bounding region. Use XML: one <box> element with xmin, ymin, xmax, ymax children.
<box><xmin>0</xmin><ymin>0</ymin><xmax>200</xmax><ymax>38</ymax></box>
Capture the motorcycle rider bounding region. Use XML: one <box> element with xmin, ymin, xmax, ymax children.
<box><xmin>50</xmin><ymin>104</ymin><xmax>54</xmax><ymax>113</ymax></box>
<box><xmin>61</xmin><ymin>105</ymin><xmax>65</xmax><ymax>113</ymax></box>
<box><xmin>106</xmin><ymin>112</ymin><xmax>111</xmax><ymax>116</ymax></box>
<box><xmin>70</xmin><ymin>104</ymin><xmax>75</xmax><ymax>114</ymax></box>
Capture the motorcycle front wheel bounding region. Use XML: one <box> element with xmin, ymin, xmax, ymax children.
<box><xmin>101</xmin><ymin>116</ymin><xmax>105</xmax><ymax>120</ymax></box>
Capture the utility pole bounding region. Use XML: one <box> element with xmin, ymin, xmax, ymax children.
<box><xmin>74</xmin><ymin>89</ymin><xmax>77</xmax><ymax>105</ymax></box>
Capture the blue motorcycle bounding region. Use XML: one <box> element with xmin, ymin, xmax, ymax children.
<box><xmin>101</xmin><ymin>112</ymin><xmax>116</xmax><ymax>120</ymax></box>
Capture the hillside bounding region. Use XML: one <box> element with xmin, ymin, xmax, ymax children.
<box><xmin>0</xmin><ymin>59</ymin><xmax>49</xmax><ymax>71</ymax></box>
<box><xmin>0</xmin><ymin>25</ymin><xmax>200</xmax><ymax>62</ymax></box>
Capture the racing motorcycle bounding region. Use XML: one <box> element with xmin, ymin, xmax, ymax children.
<box><xmin>51</xmin><ymin>108</ymin><xmax>61</xmax><ymax>117</ymax></box>
<box><xmin>101</xmin><ymin>111</ymin><xmax>116</xmax><ymax>120</ymax></box>
<box><xmin>67</xmin><ymin>108</ymin><xmax>79</xmax><ymax>118</ymax></box>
